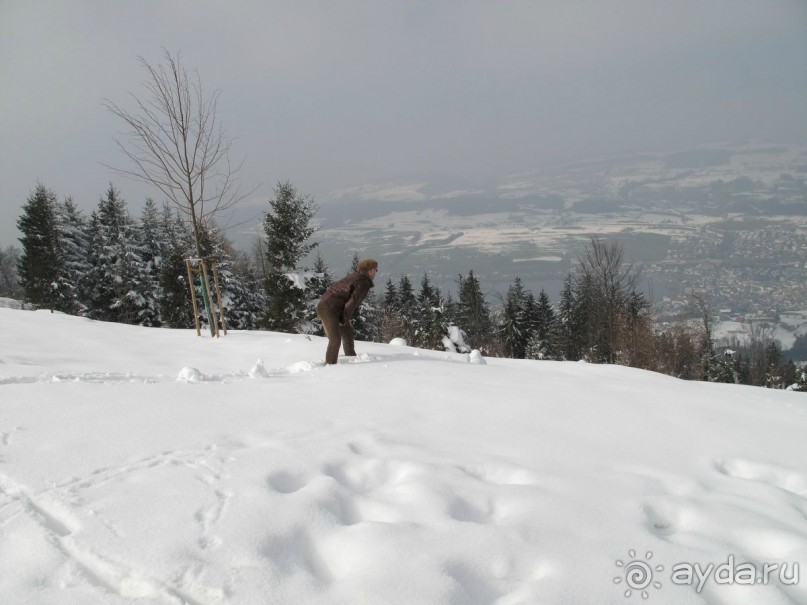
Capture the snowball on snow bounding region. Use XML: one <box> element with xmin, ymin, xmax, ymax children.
<box><xmin>248</xmin><ymin>359</ymin><xmax>269</xmax><ymax>378</ymax></box>
<box><xmin>177</xmin><ymin>367</ymin><xmax>204</xmax><ymax>382</ymax></box>
<box><xmin>389</xmin><ymin>338</ymin><xmax>407</xmax><ymax>346</ymax></box>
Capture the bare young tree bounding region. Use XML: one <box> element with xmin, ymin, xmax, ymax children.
<box><xmin>690</xmin><ymin>292</ymin><xmax>714</xmax><ymax>345</ymax></box>
<box><xmin>104</xmin><ymin>48</ymin><xmax>248</xmax><ymax>259</ymax></box>
<box><xmin>573</xmin><ymin>237</ymin><xmax>646</xmax><ymax>363</ymax></box>
<box><xmin>743</xmin><ymin>319</ymin><xmax>776</xmax><ymax>385</ymax></box>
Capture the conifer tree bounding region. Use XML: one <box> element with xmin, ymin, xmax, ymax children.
<box><xmin>498</xmin><ymin>277</ymin><xmax>529</xmax><ymax>358</ymax></box>
<box><xmin>395</xmin><ymin>274</ymin><xmax>418</xmax><ymax>344</ymax></box>
<box><xmin>557</xmin><ymin>275</ymin><xmax>576</xmax><ymax>360</ymax></box>
<box><xmin>195</xmin><ymin>224</ymin><xmax>257</xmax><ymax>332</ymax></box>
<box><xmin>764</xmin><ymin>341</ymin><xmax>785</xmax><ymax>389</ymax></box>
<box><xmin>158</xmin><ymin>208</ymin><xmax>195</xmax><ymax>328</ymax></box>
<box><xmin>782</xmin><ymin>359</ymin><xmax>799</xmax><ymax>389</ymax></box>
<box><xmin>523</xmin><ymin>291</ymin><xmax>540</xmax><ymax>342</ymax></box>
<box><xmin>456</xmin><ymin>271</ymin><xmax>492</xmax><ymax>351</ymax></box>
<box><xmin>308</xmin><ymin>252</ymin><xmax>333</xmax><ymax>301</ymax></box>
<box><xmin>305</xmin><ymin>252</ymin><xmax>333</xmax><ymax>336</ymax></box>
<box><xmin>54</xmin><ymin>197</ymin><xmax>92</xmax><ymax>315</ymax></box>
<box><xmin>383</xmin><ymin>278</ymin><xmax>398</xmax><ymax>311</ymax></box>
<box><xmin>443</xmin><ymin>292</ymin><xmax>458</xmax><ymax>327</ymax></box>
<box><xmin>791</xmin><ymin>365</ymin><xmax>807</xmax><ymax>392</ymax></box>
<box><xmin>0</xmin><ymin>246</ymin><xmax>23</xmax><ymax>300</ymax></box>
<box><xmin>380</xmin><ymin>277</ymin><xmax>404</xmax><ymax>342</ymax></box>
<box><xmin>414</xmin><ymin>274</ymin><xmax>446</xmax><ymax>350</ymax></box>
<box><xmin>225</xmin><ymin>249</ymin><xmax>267</xmax><ymax>330</ymax></box>
<box><xmin>85</xmin><ymin>186</ymin><xmax>143</xmax><ymax>324</ymax></box>
<box><xmin>137</xmin><ymin>199</ymin><xmax>164</xmax><ymax>326</ymax></box>
<box><xmin>526</xmin><ymin>289</ymin><xmax>561</xmax><ymax>360</ymax></box>
<box><xmin>262</xmin><ymin>182</ymin><xmax>318</xmax><ymax>333</ymax></box>
<box><xmin>17</xmin><ymin>185</ymin><xmax>65</xmax><ymax>311</ymax></box>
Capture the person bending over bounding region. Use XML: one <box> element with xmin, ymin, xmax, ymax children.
<box><xmin>316</xmin><ymin>258</ymin><xmax>378</xmax><ymax>365</ymax></box>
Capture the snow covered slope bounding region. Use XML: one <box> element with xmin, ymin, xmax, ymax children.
<box><xmin>0</xmin><ymin>308</ymin><xmax>805</xmax><ymax>604</ymax></box>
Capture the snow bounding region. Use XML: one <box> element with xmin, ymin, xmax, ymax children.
<box><xmin>0</xmin><ymin>297</ymin><xmax>22</xmax><ymax>310</ymax></box>
<box><xmin>1</xmin><ymin>307</ymin><xmax>806</xmax><ymax>604</ymax></box>
<box><xmin>713</xmin><ymin>320</ymin><xmax>800</xmax><ymax>351</ymax></box>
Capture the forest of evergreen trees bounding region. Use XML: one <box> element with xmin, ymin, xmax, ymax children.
<box><xmin>4</xmin><ymin>182</ymin><xmax>806</xmax><ymax>393</ymax></box>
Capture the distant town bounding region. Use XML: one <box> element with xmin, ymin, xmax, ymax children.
<box><xmin>312</xmin><ymin>142</ymin><xmax>807</xmax><ymax>351</ymax></box>
<box><xmin>652</xmin><ymin>221</ymin><xmax>807</xmax><ymax>322</ymax></box>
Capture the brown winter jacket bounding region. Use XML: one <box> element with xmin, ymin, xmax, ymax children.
<box><xmin>318</xmin><ymin>270</ymin><xmax>375</xmax><ymax>324</ymax></box>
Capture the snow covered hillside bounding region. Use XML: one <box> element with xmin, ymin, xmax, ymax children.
<box><xmin>0</xmin><ymin>307</ymin><xmax>805</xmax><ymax>605</ymax></box>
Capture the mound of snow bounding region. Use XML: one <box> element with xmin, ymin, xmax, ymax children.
<box><xmin>468</xmin><ymin>349</ymin><xmax>486</xmax><ymax>364</ymax></box>
<box><xmin>287</xmin><ymin>360</ymin><xmax>321</xmax><ymax>373</ymax></box>
<box><xmin>0</xmin><ymin>297</ymin><xmax>22</xmax><ymax>309</ymax></box>
<box><xmin>177</xmin><ymin>366</ymin><xmax>204</xmax><ymax>382</ymax></box>
<box><xmin>389</xmin><ymin>337</ymin><xmax>407</xmax><ymax>346</ymax></box>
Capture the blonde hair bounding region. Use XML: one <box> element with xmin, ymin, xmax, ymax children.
<box><xmin>357</xmin><ymin>258</ymin><xmax>378</xmax><ymax>273</ymax></box>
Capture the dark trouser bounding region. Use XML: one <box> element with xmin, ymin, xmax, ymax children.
<box><xmin>316</xmin><ymin>301</ymin><xmax>356</xmax><ymax>364</ymax></box>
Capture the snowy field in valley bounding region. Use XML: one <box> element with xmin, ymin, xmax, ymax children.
<box><xmin>0</xmin><ymin>305</ymin><xmax>806</xmax><ymax>604</ymax></box>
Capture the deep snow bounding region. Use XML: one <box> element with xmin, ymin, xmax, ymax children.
<box><xmin>0</xmin><ymin>306</ymin><xmax>805</xmax><ymax>604</ymax></box>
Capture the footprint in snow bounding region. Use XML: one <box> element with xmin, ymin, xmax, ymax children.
<box><xmin>266</xmin><ymin>471</ymin><xmax>309</xmax><ymax>495</ymax></box>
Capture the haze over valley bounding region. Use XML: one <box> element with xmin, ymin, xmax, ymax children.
<box><xmin>306</xmin><ymin>142</ymin><xmax>807</xmax><ymax>327</ymax></box>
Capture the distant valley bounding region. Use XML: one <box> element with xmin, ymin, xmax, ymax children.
<box><xmin>310</xmin><ymin>142</ymin><xmax>807</xmax><ymax>325</ymax></box>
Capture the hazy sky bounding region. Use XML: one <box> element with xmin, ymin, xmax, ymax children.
<box><xmin>2</xmin><ymin>0</ymin><xmax>806</xmax><ymax>246</ymax></box>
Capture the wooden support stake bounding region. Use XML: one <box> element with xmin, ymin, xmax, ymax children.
<box><xmin>210</xmin><ymin>260</ymin><xmax>228</xmax><ymax>336</ymax></box>
<box><xmin>185</xmin><ymin>259</ymin><xmax>202</xmax><ymax>336</ymax></box>
<box><xmin>200</xmin><ymin>259</ymin><xmax>219</xmax><ymax>338</ymax></box>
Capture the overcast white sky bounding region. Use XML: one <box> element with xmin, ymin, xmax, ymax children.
<box><xmin>2</xmin><ymin>0</ymin><xmax>806</xmax><ymax>247</ymax></box>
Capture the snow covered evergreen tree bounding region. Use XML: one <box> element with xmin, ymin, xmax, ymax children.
<box><xmin>526</xmin><ymin>289</ymin><xmax>562</xmax><ymax>360</ymax></box>
<box><xmin>54</xmin><ymin>198</ymin><xmax>92</xmax><ymax>315</ymax></box>
<box><xmin>791</xmin><ymin>366</ymin><xmax>807</xmax><ymax>392</ymax></box>
<box><xmin>303</xmin><ymin>252</ymin><xmax>333</xmax><ymax>336</ymax></box>
<box><xmin>17</xmin><ymin>185</ymin><xmax>66</xmax><ymax>311</ymax></box>
<box><xmin>498</xmin><ymin>277</ymin><xmax>529</xmax><ymax>359</ymax></box>
<box><xmin>0</xmin><ymin>246</ymin><xmax>23</xmax><ymax>300</ymax></box>
<box><xmin>395</xmin><ymin>274</ymin><xmax>418</xmax><ymax>344</ymax></box>
<box><xmin>380</xmin><ymin>277</ymin><xmax>404</xmax><ymax>342</ymax></box>
<box><xmin>85</xmin><ymin>186</ymin><xmax>144</xmax><ymax>324</ymax></box>
<box><xmin>261</xmin><ymin>182</ymin><xmax>318</xmax><ymax>333</ymax></box>
<box><xmin>195</xmin><ymin>224</ymin><xmax>262</xmax><ymax>332</ymax></box>
<box><xmin>158</xmin><ymin>207</ymin><xmax>195</xmax><ymax>328</ymax></box>
<box><xmin>413</xmin><ymin>274</ymin><xmax>447</xmax><ymax>350</ymax></box>
<box><xmin>225</xmin><ymin>249</ymin><xmax>267</xmax><ymax>331</ymax></box>
<box><xmin>565</xmin><ymin>271</ymin><xmax>600</xmax><ymax>361</ymax></box>
<box><xmin>136</xmin><ymin>199</ymin><xmax>165</xmax><ymax>327</ymax></box>
<box><xmin>456</xmin><ymin>271</ymin><xmax>492</xmax><ymax>351</ymax></box>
